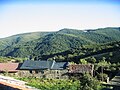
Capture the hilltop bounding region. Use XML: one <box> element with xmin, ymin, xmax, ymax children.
<box><xmin>0</xmin><ymin>27</ymin><xmax>120</xmax><ymax>63</ymax></box>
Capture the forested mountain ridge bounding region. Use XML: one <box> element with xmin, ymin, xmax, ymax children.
<box><xmin>0</xmin><ymin>27</ymin><xmax>120</xmax><ymax>59</ymax></box>
<box><xmin>0</xmin><ymin>32</ymin><xmax>51</xmax><ymax>50</ymax></box>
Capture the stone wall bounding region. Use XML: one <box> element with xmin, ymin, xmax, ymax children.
<box><xmin>16</xmin><ymin>69</ymin><xmax>68</xmax><ymax>79</ymax></box>
<box><xmin>46</xmin><ymin>70</ymin><xmax>68</xmax><ymax>79</ymax></box>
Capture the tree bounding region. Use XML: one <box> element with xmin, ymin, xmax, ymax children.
<box><xmin>80</xmin><ymin>59</ymin><xmax>87</xmax><ymax>64</ymax></box>
<box><xmin>87</xmin><ymin>57</ymin><xmax>96</xmax><ymax>63</ymax></box>
<box><xmin>97</xmin><ymin>73</ymin><xmax>108</xmax><ymax>82</ymax></box>
<box><xmin>58</xmin><ymin>55</ymin><xmax>65</xmax><ymax>60</ymax></box>
<box><xmin>97</xmin><ymin>59</ymin><xmax>110</xmax><ymax>81</ymax></box>
<box><xmin>109</xmin><ymin>52</ymin><xmax>113</xmax><ymax>57</ymax></box>
<box><xmin>80</xmin><ymin>73</ymin><xmax>103</xmax><ymax>90</ymax></box>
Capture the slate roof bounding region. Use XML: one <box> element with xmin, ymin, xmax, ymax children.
<box><xmin>0</xmin><ymin>63</ymin><xmax>20</xmax><ymax>72</ymax></box>
<box><xmin>51</xmin><ymin>62</ymin><xmax>68</xmax><ymax>70</ymax></box>
<box><xmin>20</xmin><ymin>60</ymin><xmax>68</xmax><ymax>70</ymax></box>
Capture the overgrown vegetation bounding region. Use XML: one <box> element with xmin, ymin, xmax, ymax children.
<box><xmin>17</xmin><ymin>73</ymin><xmax>104</xmax><ymax>90</ymax></box>
<box><xmin>0</xmin><ymin>56</ymin><xmax>25</xmax><ymax>63</ymax></box>
<box><xmin>18</xmin><ymin>77</ymin><xmax>80</xmax><ymax>90</ymax></box>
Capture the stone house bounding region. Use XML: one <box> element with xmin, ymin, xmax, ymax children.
<box><xmin>19</xmin><ymin>60</ymin><xmax>68</xmax><ymax>79</ymax></box>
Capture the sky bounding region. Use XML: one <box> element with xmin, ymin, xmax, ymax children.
<box><xmin>0</xmin><ymin>0</ymin><xmax>120</xmax><ymax>38</ymax></box>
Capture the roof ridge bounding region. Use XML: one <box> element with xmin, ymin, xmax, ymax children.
<box><xmin>50</xmin><ymin>60</ymin><xmax>56</xmax><ymax>69</ymax></box>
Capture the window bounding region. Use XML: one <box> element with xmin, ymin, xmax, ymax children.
<box><xmin>29</xmin><ymin>70</ymin><xmax>32</xmax><ymax>74</ymax></box>
<box><xmin>57</xmin><ymin>71</ymin><xmax>59</xmax><ymax>74</ymax></box>
<box><xmin>35</xmin><ymin>70</ymin><xmax>39</xmax><ymax>74</ymax></box>
<box><xmin>40</xmin><ymin>70</ymin><xmax>44</xmax><ymax>74</ymax></box>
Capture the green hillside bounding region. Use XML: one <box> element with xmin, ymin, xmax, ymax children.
<box><xmin>0</xmin><ymin>27</ymin><xmax>120</xmax><ymax>61</ymax></box>
<box><xmin>0</xmin><ymin>32</ymin><xmax>50</xmax><ymax>50</ymax></box>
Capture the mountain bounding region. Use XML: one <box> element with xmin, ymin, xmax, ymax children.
<box><xmin>0</xmin><ymin>27</ymin><xmax>120</xmax><ymax>59</ymax></box>
<box><xmin>0</xmin><ymin>32</ymin><xmax>51</xmax><ymax>50</ymax></box>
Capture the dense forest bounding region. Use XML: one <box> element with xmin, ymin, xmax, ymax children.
<box><xmin>0</xmin><ymin>27</ymin><xmax>120</xmax><ymax>63</ymax></box>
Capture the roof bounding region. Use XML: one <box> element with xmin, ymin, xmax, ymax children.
<box><xmin>68</xmin><ymin>64</ymin><xmax>94</xmax><ymax>73</ymax></box>
<box><xmin>20</xmin><ymin>60</ymin><xmax>68</xmax><ymax>70</ymax></box>
<box><xmin>20</xmin><ymin>60</ymin><xmax>51</xmax><ymax>70</ymax></box>
<box><xmin>51</xmin><ymin>62</ymin><xmax>68</xmax><ymax>70</ymax></box>
<box><xmin>0</xmin><ymin>63</ymin><xmax>20</xmax><ymax>73</ymax></box>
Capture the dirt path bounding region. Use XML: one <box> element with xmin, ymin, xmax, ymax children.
<box><xmin>0</xmin><ymin>75</ymin><xmax>39</xmax><ymax>90</ymax></box>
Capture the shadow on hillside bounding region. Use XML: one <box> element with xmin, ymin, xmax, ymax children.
<box><xmin>39</xmin><ymin>46</ymin><xmax>119</xmax><ymax>63</ymax></box>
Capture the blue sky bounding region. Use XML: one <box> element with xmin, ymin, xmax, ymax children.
<box><xmin>0</xmin><ymin>0</ymin><xmax>120</xmax><ymax>38</ymax></box>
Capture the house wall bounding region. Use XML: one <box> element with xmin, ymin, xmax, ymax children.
<box><xmin>68</xmin><ymin>64</ymin><xmax>94</xmax><ymax>76</ymax></box>
<box><xmin>46</xmin><ymin>70</ymin><xmax>68</xmax><ymax>79</ymax></box>
<box><xmin>17</xmin><ymin>69</ymin><xmax>68</xmax><ymax>79</ymax></box>
<box><xmin>0</xmin><ymin>72</ymin><xmax>18</xmax><ymax>77</ymax></box>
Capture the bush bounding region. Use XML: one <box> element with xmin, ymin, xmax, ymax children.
<box><xmin>97</xmin><ymin>73</ymin><xmax>108</xmax><ymax>82</ymax></box>
<box><xmin>17</xmin><ymin>77</ymin><xmax>80</xmax><ymax>90</ymax></box>
<box><xmin>80</xmin><ymin>73</ymin><xmax>103</xmax><ymax>90</ymax></box>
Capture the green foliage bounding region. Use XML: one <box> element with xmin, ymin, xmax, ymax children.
<box><xmin>17</xmin><ymin>74</ymin><xmax>105</xmax><ymax>90</ymax></box>
<box><xmin>18</xmin><ymin>77</ymin><xmax>80</xmax><ymax>90</ymax></box>
<box><xmin>86</xmin><ymin>57</ymin><xmax>96</xmax><ymax>63</ymax></box>
<box><xmin>97</xmin><ymin>73</ymin><xmax>108</xmax><ymax>81</ymax></box>
<box><xmin>80</xmin><ymin>59</ymin><xmax>88</xmax><ymax>64</ymax></box>
<box><xmin>0</xmin><ymin>56</ymin><xmax>25</xmax><ymax>63</ymax></box>
<box><xmin>79</xmin><ymin>73</ymin><xmax>103</xmax><ymax>90</ymax></box>
<box><xmin>0</xmin><ymin>32</ymin><xmax>50</xmax><ymax>50</ymax></box>
<box><xmin>98</xmin><ymin>60</ymin><xmax>110</xmax><ymax>68</ymax></box>
<box><xmin>109</xmin><ymin>52</ymin><xmax>113</xmax><ymax>57</ymax></box>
